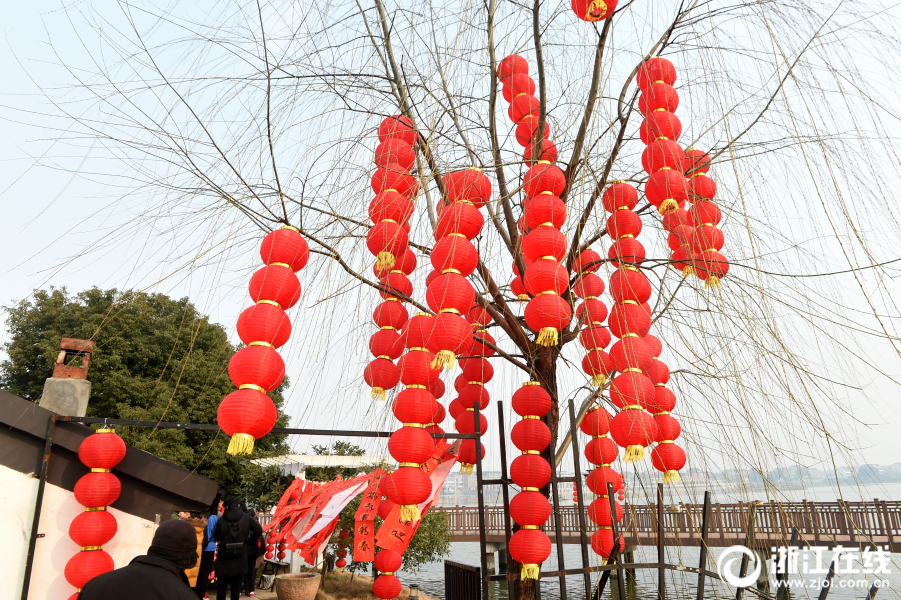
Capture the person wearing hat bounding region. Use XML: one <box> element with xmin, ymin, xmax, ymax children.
<box><xmin>213</xmin><ymin>497</ymin><xmax>262</xmax><ymax>600</ymax></box>
<box><xmin>79</xmin><ymin>519</ymin><xmax>199</xmax><ymax>599</ymax></box>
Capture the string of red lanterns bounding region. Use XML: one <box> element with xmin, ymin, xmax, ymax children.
<box><xmin>364</xmin><ymin>115</ymin><xmax>419</xmax><ymax>402</ymax></box>
<box><xmin>574</xmin><ymin>249</ymin><xmax>613</xmax><ymax>386</ymax></box>
<box><xmin>65</xmin><ymin>429</ymin><xmax>126</xmax><ymax>598</ymax></box>
<box><xmin>580</xmin><ymin>407</ymin><xmax>625</xmax><ymax>562</ymax></box>
<box><xmin>336</xmin><ymin>529</ymin><xmax>349</xmax><ymax>570</ymax></box>
<box><xmin>508</xmin><ymin>382</ymin><xmax>553</xmax><ymax>580</ymax></box>
<box><xmin>219</xmin><ymin>226</ymin><xmax>309</xmax><ymax>455</ymax></box>
<box><xmin>686</xmin><ymin>148</ymin><xmax>729</xmax><ymax>288</ymax></box>
<box><xmin>373</xmin><ymin>549</ymin><xmax>403</xmax><ymax>600</ymax></box>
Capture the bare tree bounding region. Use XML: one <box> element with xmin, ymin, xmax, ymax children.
<box><xmin>13</xmin><ymin>0</ymin><xmax>901</xmax><ymax>596</ymax></box>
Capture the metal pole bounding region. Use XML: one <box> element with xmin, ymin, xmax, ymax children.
<box><xmin>21</xmin><ymin>414</ymin><xmax>57</xmax><ymax>600</ymax></box>
<box><xmin>567</xmin><ymin>399</ymin><xmax>592</xmax><ymax>600</ymax></box>
<box><xmin>473</xmin><ymin>401</ymin><xmax>489</xmax><ymax>600</ymax></box>
<box><xmin>735</xmin><ymin>502</ymin><xmax>759</xmax><ymax>600</ymax></box>
<box><xmin>695</xmin><ymin>491</ymin><xmax>711</xmax><ymax>600</ymax></box>
<box><xmin>547</xmin><ymin>425</ymin><xmax>568</xmax><ymax>600</ymax></box>
<box><xmin>657</xmin><ymin>483</ymin><xmax>665</xmax><ymax>600</ymax></box>
<box><xmin>608</xmin><ymin>483</ymin><xmax>627</xmax><ymax>600</ymax></box>
<box><xmin>496</xmin><ymin>401</ymin><xmax>514</xmax><ymax>586</ymax></box>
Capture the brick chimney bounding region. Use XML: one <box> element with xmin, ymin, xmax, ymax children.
<box><xmin>38</xmin><ymin>338</ymin><xmax>94</xmax><ymax>417</ymax></box>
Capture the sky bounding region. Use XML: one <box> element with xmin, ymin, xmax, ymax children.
<box><xmin>2</xmin><ymin>1</ymin><xmax>900</xmax><ymax>503</ymax></box>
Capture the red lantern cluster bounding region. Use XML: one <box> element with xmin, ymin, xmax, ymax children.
<box><xmin>574</xmin><ymin>249</ymin><xmax>612</xmax><ymax>386</ymax></box>
<box><xmin>580</xmin><ymin>406</ymin><xmax>625</xmax><ymax>561</ymax></box>
<box><xmin>65</xmin><ymin>429</ymin><xmax>125</xmax><ymax>597</ymax></box>
<box><xmin>265</xmin><ymin>529</ymin><xmax>276</xmax><ymax>560</ymax></box>
<box><xmin>637</xmin><ymin>57</ymin><xmax>728</xmax><ymax>289</ymax></box>
<box><xmin>364</xmin><ymin>115</ymin><xmax>419</xmax><ymax>401</ymax></box>
<box><xmin>601</xmin><ymin>181</ymin><xmax>658</xmax><ymax>463</ymax></box>
<box><xmin>645</xmin><ymin>337</ymin><xmax>686</xmax><ymax>483</ymax></box>
<box><xmin>219</xmin><ymin>226</ymin><xmax>309</xmax><ymax>455</ymax></box>
<box><xmin>497</xmin><ymin>55</ymin><xmax>571</xmax><ymax>346</ymax></box>
<box><xmin>335</xmin><ymin>529</ymin><xmax>349</xmax><ymax>570</ymax></box>
<box><xmin>452</xmin><ymin>304</ymin><xmax>496</xmax><ymax>474</ymax></box>
<box><xmin>508</xmin><ymin>382</ymin><xmax>553</xmax><ymax>580</ymax></box>
<box><xmin>571</xmin><ymin>0</ymin><xmax>618</xmax><ymax>22</ymax></box>
<box><xmin>373</xmin><ymin>549</ymin><xmax>403</xmax><ymax>600</ymax></box>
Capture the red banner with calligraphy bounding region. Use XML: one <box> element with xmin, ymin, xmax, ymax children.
<box><xmin>353</xmin><ymin>469</ymin><xmax>384</xmax><ymax>561</ymax></box>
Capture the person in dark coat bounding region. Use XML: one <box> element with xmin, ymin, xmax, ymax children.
<box><xmin>244</xmin><ymin>509</ymin><xmax>262</xmax><ymax>597</ymax></box>
<box><xmin>214</xmin><ymin>497</ymin><xmax>263</xmax><ymax>600</ymax></box>
<box><xmin>79</xmin><ymin>519</ymin><xmax>198</xmax><ymax>600</ymax></box>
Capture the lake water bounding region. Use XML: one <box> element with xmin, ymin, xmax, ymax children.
<box><xmin>400</xmin><ymin>483</ymin><xmax>901</xmax><ymax>600</ymax></box>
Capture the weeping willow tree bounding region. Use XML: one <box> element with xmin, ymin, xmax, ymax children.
<box><xmin>15</xmin><ymin>0</ymin><xmax>901</xmax><ymax>597</ymax></box>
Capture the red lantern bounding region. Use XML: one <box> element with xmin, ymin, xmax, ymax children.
<box><xmin>370</xmin><ymin>329</ymin><xmax>405</xmax><ymax>360</ymax></box>
<box><xmin>503</xmin><ymin>73</ymin><xmax>537</xmax><ymax>103</ymax></box>
<box><xmin>579</xmin><ymin>325</ymin><xmax>611</xmax><ymax>351</ymax></box>
<box><xmin>688</xmin><ymin>174</ymin><xmax>717</xmax><ymax>201</ymax></box>
<box><xmin>65</xmin><ymin>549</ymin><xmax>114</xmax><ymax>590</ymax></box>
<box><xmin>524</xmin><ymin>195</ymin><xmax>566</xmax><ymax>230</ymax></box>
<box><xmin>609</xmin><ymin>269</ymin><xmax>651</xmax><ymax>304</ymax></box>
<box><xmin>639</xmin><ymin>83</ymin><xmax>679</xmax><ymax>114</ymax></box>
<box><xmin>260</xmin><ymin>228</ymin><xmax>310</xmax><ymax>272</ymax></box>
<box><xmin>512</xmin><ymin>382</ymin><xmax>552</xmax><ymax>417</ymax></box>
<box><xmin>591</xmin><ymin>528</ymin><xmax>624</xmax><ymax>559</ymax></box>
<box><xmin>606</xmin><ymin>210</ymin><xmax>643</xmax><ymax>239</ymax></box>
<box><xmin>655</xmin><ymin>414</ymin><xmax>682</xmax><ymax>442</ymax></box>
<box><xmin>578</xmin><ymin>298</ymin><xmax>609</xmax><ymax>323</ymax></box>
<box><xmin>374</xmin><ymin>301</ymin><xmax>408</xmax><ymax>330</ymax></box>
<box><xmin>248</xmin><ymin>265</ymin><xmax>301</xmax><ymax>309</ymax></box>
<box><xmin>465</xmin><ymin>304</ymin><xmax>492</xmax><ymax>329</ymax></box>
<box><xmin>640</xmin><ymin>111</ymin><xmax>682</xmax><ymax>144</ymax></box>
<box><xmin>509</xmin><ymin>528</ymin><xmax>552</xmax><ymax>580</ymax></box>
<box><xmin>511</xmin><ymin>419</ymin><xmax>551</xmax><ymax>452</ymax></box>
<box><xmin>365</xmin><ymin>358</ymin><xmax>399</xmax><ymax>401</ymax></box>
<box><xmin>574</xmin><ymin>273</ymin><xmax>605</xmax><ymax>299</ymax></box>
<box><xmin>588</xmin><ymin>498</ymin><xmax>624</xmax><ymax>525</ymax></box>
<box><xmin>498</xmin><ymin>55</ymin><xmax>529</xmax><ymax>79</ymax></box>
<box><xmin>371</xmin><ymin>163</ymin><xmax>418</xmax><ymax>198</ymax></box>
<box><xmin>524</xmin><ymin>259</ymin><xmax>569</xmax><ymax>296</ymax></box>
<box><xmin>461</xmin><ymin>357</ymin><xmax>494</xmax><ymax>382</ymax></box>
<box><xmin>366</xmin><ymin>221</ymin><xmax>409</xmax><ymax>271</ymax></box>
<box><xmin>696</xmin><ymin>251</ymin><xmax>729</xmax><ymax>287</ymax></box>
<box><xmin>443</xmin><ymin>169</ymin><xmax>492</xmax><ymax>207</ymax></box>
<box><xmin>69</xmin><ymin>510</ymin><xmax>118</xmax><ymax>547</ymax></box>
<box><xmin>524</xmin><ymin>293</ymin><xmax>571</xmax><ymax>346</ymax></box>
<box><xmin>587</xmin><ymin>466</ymin><xmax>624</xmax><ymax>494</ymax></box>
<box><xmin>652</xmin><ymin>442</ymin><xmax>686</xmax><ymax>483</ymax></box>
<box><xmin>426</xmin><ymin>273</ymin><xmax>475</xmax><ymax>315</ymax></box>
<box><xmin>641</xmin><ymin>140</ymin><xmax>685</xmax><ymax>174</ymax></box>
<box><xmin>429</xmin><ymin>378</ymin><xmax>446</xmax><ymax>400</ymax></box>
<box><xmin>510</xmin><ymin>454</ymin><xmax>551</xmax><ymax>488</ymax></box>
<box><xmin>383</xmin><ymin>467</ymin><xmax>431</xmax><ymax>521</ymax></box>
<box><xmin>392</xmin><ymin>388</ymin><xmax>434</xmax><ymax>423</ymax></box>
<box><xmin>379</xmin><ymin>273</ymin><xmax>413</xmax><ymax>301</ymax></box>
<box><xmin>581</xmin><ymin>349</ymin><xmax>613</xmax><ymax>386</ymax></box>
<box><xmin>373</xmin><ymin>575</ymin><xmax>402</xmax><ymax>599</ymax></box>
<box><xmin>435</xmin><ymin>202</ymin><xmax>484</xmax><ymax>240</ymax></box>
<box><xmin>378</xmin><ymin>115</ymin><xmax>417</xmax><ymax>146</ymax></box>
<box><xmin>218</xmin><ymin>389</ymin><xmax>278</xmax><ymax>454</ymax></box>
<box><xmin>690</xmin><ymin>200</ymin><xmax>722</xmax><ymax>227</ymax></box>
<box><xmin>647</xmin><ymin>385</ymin><xmax>677</xmax><ymax>414</ymax></box>
<box><xmin>580</xmin><ymin>406</ymin><xmax>612</xmax><ymax>436</ymax></box>
<box><xmin>523</xmin><ymin>162</ymin><xmax>566</xmax><ymax>197</ymax></box>
<box><xmin>636</xmin><ymin>57</ymin><xmax>677</xmax><ymax>91</ymax></box>
<box><xmin>571</xmin><ymin>0</ymin><xmax>618</xmax><ymax>22</ymax></box>
<box><xmin>397</xmin><ymin>351</ymin><xmax>442</xmax><ymax>386</ymax></box>
<box><xmin>228</xmin><ymin>345</ymin><xmax>285</xmax><ymax>392</ymax></box>
<box><xmin>430</xmin><ymin>236</ymin><xmax>478</xmax><ymax>276</ymax></box>
<box><xmin>522</xmin><ymin>227</ymin><xmax>566</xmax><ymax>263</ymax></box>
<box><xmin>237</xmin><ymin>303</ymin><xmax>292</xmax><ymax>349</ymax></box>
<box><xmin>470</xmin><ymin>329</ymin><xmax>497</xmax><ymax>357</ymax></box>
<box><xmin>375</xmin><ymin>139</ymin><xmax>415</xmax><ymax>171</ymax></box>
<box><xmin>524</xmin><ymin>139</ymin><xmax>558</xmax><ymax>164</ymax></box>
<box><xmin>602</xmin><ymin>182</ymin><xmax>638</xmax><ymax>212</ymax></box>
<box><xmin>74</xmin><ymin>472</ymin><xmax>121</xmax><ymax>507</ymax></box>
<box><xmin>585</xmin><ymin>436</ymin><xmax>618</xmax><ymax>465</ymax></box>
<box><xmin>78</xmin><ymin>432</ymin><xmax>126</xmax><ymax>470</ymax></box>
<box><xmin>684</xmin><ymin>148</ymin><xmax>711</xmax><ymax>175</ymax></box>
<box><xmin>515</xmin><ymin>115</ymin><xmax>551</xmax><ymax>147</ymax></box>
<box><xmin>573</xmin><ymin>249</ymin><xmax>603</xmax><ymax>274</ymax></box>
<box><xmin>610</xmin><ymin>409</ymin><xmax>658</xmax><ymax>462</ymax></box>
<box><xmin>608</xmin><ymin>303</ymin><xmax>652</xmax><ymax>338</ymax></box>
<box><xmin>388</xmin><ymin>427</ymin><xmax>435</xmax><ymax>464</ymax></box>
<box><xmin>510</xmin><ymin>492</ymin><xmax>551</xmax><ymax>526</ymax></box>
<box><xmin>607</xmin><ymin>238</ymin><xmax>646</xmax><ymax>266</ymax></box>
<box><xmin>645</xmin><ymin>169</ymin><xmax>689</xmax><ymax>214</ymax></box>
<box><xmin>427</xmin><ymin>312</ymin><xmax>474</xmax><ymax>368</ymax></box>
<box><xmin>511</xmin><ymin>95</ymin><xmax>541</xmax><ymax>123</ymax></box>
<box><xmin>610</xmin><ymin>372</ymin><xmax>655</xmax><ymax>409</ymax></box>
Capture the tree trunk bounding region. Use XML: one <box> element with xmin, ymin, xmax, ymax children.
<box><xmin>512</xmin><ymin>345</ymin><xmax>559</xmax><ymax>600</ymax></box>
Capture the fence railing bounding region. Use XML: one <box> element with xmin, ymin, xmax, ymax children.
<box><xmin>445</xmin><ymin>560</ymin><xmax>481</xmax><ymax>600</ymax></box>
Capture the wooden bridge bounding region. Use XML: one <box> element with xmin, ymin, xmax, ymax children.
<box><xmin>433</xmin><ymin>499</ymin><xmax>900</xmax><ymax>551</ymax></box>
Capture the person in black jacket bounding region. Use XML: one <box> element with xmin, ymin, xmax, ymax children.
<box><xmin>214</xmin><ymin>497</ymin><xmax>263</xmax><ymax>600</ymax></box>
<box><xmin>79</xmin><ymin>519</ymin><xmax>198</xmax><ymax>600</ymax></box>
<box><xmin>244</xmin><ymin>509</ymin><xmax>262</xmax><ymax>597</ymax></box>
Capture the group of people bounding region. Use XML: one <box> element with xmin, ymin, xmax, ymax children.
<box><xmin>78</xmin><ymin>497</ymin><xmax>265</xmax><ymax>600</ymax></box>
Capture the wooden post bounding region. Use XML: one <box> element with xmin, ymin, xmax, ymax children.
<box><xmin>880</xmin><ymin>500</ymin><xmax>894</xmax><ymax>550</ymax></box>
<box><xmin>658</xmin><ymin>483</ymin><xmax>665</xmax><ymax>600</ymax></box>
<box><xmin>567</xmin><ymin>399</ymin><xmax>592</xmax><ymax>600</ymax></box>
<box><xmin>735</xmin><ymin>502</ymin><xmax>759</xmax><ymax>600</ymax></box>
<box><xmin>547</xmin><ymin>431</ymin><xmax>567</xmax><ymax>600</ymax></box>
<box><xmin>811</xmin><ymin>502</ymin><xmax>822</xmax><ymax>546</ymax></box>
<box><xmin>717</xmin><ymin>503</ymin><xmax>725</xmax><ymax>542</ymax></box>
<box><xmin>695</xmin><ymin>492</ymin><xmax>711</xmax><ymax>600</ymax></box>
<box><xmin>496</xmin><ymin>401</ymin><xmax>514</xmax><ymax>583</ymax></box>
<box><xmin>609</xmin><ymin>483</ymin><xmax>627</xmax><ymax>600</ymax></box>
<box><xmin>473</xmin><ymin>402</ymin><xmax>489</xmax><ymax>600</ymax></box>
<box><xmin>817</xmin><ymin>553</ymin><xmax>839</xmax><ymax>600</ymax></box>
<box><xmin>776</xmin><ymin>528</ymin><xmax>799</xmax><ymax>600</ymax></box>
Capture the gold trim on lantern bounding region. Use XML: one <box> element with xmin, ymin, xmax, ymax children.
<box><xmin>466</xmin><ymin>167</ymin><xmax>483</xmax><ymax>172</ymax></box>
<box><xmin>386</xmin><ymin>188</ymin><xmax>398</xmax><ymax>193</ymax></box>
<box><xmin>401</xmin><ymin>423</ymin><xmax>424</xmax><ymax>428</ymax></box>
<box><xmin>703</xmin><ymin>248</ymin><xmax>718</xmax><ymax>253</ymax></box>
<box><xmin>657</xmin><ymin>166</ymin><xmax>672</xmax><ymax>171</ymax></box>
<box><xmin>465</xmin><ymin>407</ymin><xmax>475</xmax><ymax>412</ymax></box>
<box><xmin>399</xmin><ymin>462</ymin><xmax>421</xmax><ymax>467</ymax></box>
<box><xmin>414</xmin><ymin>312</ymin><xmax>432</xmax><ymax>317</ymax></box>
<box><xmin>621</xmin><ymin>404</ymin><xmax>642</xmax><ymax>410</ymax></box>
<box><xmin>257</xmin><ymin>299</ymin><xmax>282</xmax><ymax>308</ymax></box>
<box><xmin>538</xmin><ymin>222</ymin><xmax>554</xmax><ymax>228</ymax></box>
<box><xmin>514</xmin><ymin>92</ymin><xmax>527</xmax><ymax>98</ymax></box>
<box><xmin>600</xmin><ymin>463</ymin><xmax>612</xmax><ymax>467</ymax></box>
<box><xmin>616</xmin><ymin>205</ymin><xmax>629</xmax><ymax>211</ymax></box>
<box><xmin>523</xmin><ymin>415</ymin><xmax>540</xmax><ymax>420</ymax></box>
<box><xmin>442</xmin><ymin>268</ymin><xmax>462</xmax><ymax>275</ymax></box>
<box><xmin>380</xmin><ymin>326</ymin><xmax>397</xmax><ymax>331</ymax></box>
<box><xmin>85</xmin><ymin>507</ymin><xmax>107</xmax><ymax>512</ymax></box>
<box><xmin>700</xmin><ymin>222</ymin><xmax>714</xmax><ymax>227</ymax></box>
<box><xmin>524</xmin><ymin>381</ymin><xmax>542</xmax><ymax>386</ymax></box>
<box><xmin>623</xmin><ymin>368</ymin><xmax>643</xmax><ymax>374</ymax></box>
<box><xmin>384</xmin><ymin>297</ymin><xmax>400</xmax><ymax>302</ymax></box>
<box><xmin>96</xmin><ymin>428</ymin><xmax>114</xmax><ymax>434</ymax></box>
<box><xmin>592</xmin><ymin>434</ymin><xmax>608</xmax><ymax>439</ymax></box>
<box><xmin>619</xmin><ymin>234</ymin><xmax>635</xmax><ymax>239</ymax></box>
<box><xmin>468</xmin><ymin>381</ymin><xmax>484</xmax><ymax>386</ymax></box>
<box><xmin>249</xmin><ymin>341</ymin><xmax>275</xmax><ymax>349</ymax></box>
<box><xmin>448</xmin><ymin>233</ymin><xmax>467</xmax><ymax>238</ymax></box>
<box><xmin>382</xmin><ymin>219</ymin><xmax>398</xmax><ymax>224</ymax></box>
<box><xmin>536</xmin><ymin>291</ymin><xmax>558</xmax><ymax>296</ymax></box>
<box><xmin>410</xmin><ymin>347</ymin><xmax>429</xmax><ymax>352</ymax></box>
<box><xmin>270</xmin><ymin>262</ymin><xmax>291</xmax><ymax>269</ymax></box>
<box><xmin>239</xmin><ymin>383</ymin><xmax>267</xmax><ymax>393</ymax></box>
<box><xmin>658</xmin><ymin>440</ymin><xmax>675</xmax><ymax>444</ymax></box>
<box><xmin>522</xmin><ymin>525</ymin><xmax>540</xmax><ymax>530</ymax></box>
<box><xmin>381</xmin><ymin>571</ymin><xmax>395</xmax><ymax>576</ymax></box>
<box><xmin>621</xmin><ymin>265</ymin><xmax>640</xmax><ymax>272</ymax></box>
<box><xmin>654</xmin><ymin>383</ymin><xmax>664</xmax><ymax>387</ymax></box>
<box><xmin>598</xmin><ymin>526</ymin><xmax>613</xmax><ymax>530</ymax></box>
<box><xmin>439</xmin><ymin>308</ymin><xmax>462</xmax><ymax>315</ymax></box>
<box><xmin>280</xmin><ymin>225</ymin><xmax>300</xmax><ymax>233</ymax></box>
<box><xmin>426</xmin><ymin>423</ymin><xmax>437</xmax><ymax>427</ymax></box>
<box><xmin>653</xmin><ymin>108</ymin><xmax>666</xmax><ymax>112</ymax></box>
<box><xmin>522</xmin><ymin>487</ymin><xmax>540</xmax><ymax>492</ymax></box>
<box><xmin>522</xmin><ymin>450</ymin><xmax>539</xmax><ymax>455</ymax></box>
<box><xmin>595</xmin><ymin>494</ymin><xmax>608</xmax><ymax>499</ymax></box>
<box><xmin>81</xmin><ymin>546</ymin><xmax>103</xmax><ymax>551</ymax></box>
<box><xmin>654</xmin><ymin>411</ymin><xmax>670</xmax><ymax>416</ymax></box>
<box><xmin>406</xmin><ymin>384</ymin><xmax>427</xmax><ymax>389</ymax></box>
<box><xmin>389</xmin><ymin>270</ymin><xmax>403</xmax><ymax>275</ymax></box>
<box><xmin>622</xmin><ymin>333</ymin><xmax>640</xmax><ymax>339</ymax></box>
<box><xmin>537</xmin><ymin>255</ymin><xmax>556</xmax><ymax>261</ymax></box>
<box><xmin>90</xmin><ymin>468</ymin><xmax>111</xmax><ymax>473</ymax></box>
<box><xmin>620</xmin><ymin>300</ymin><xmax>638</xmax><ymax>306</ymax></box>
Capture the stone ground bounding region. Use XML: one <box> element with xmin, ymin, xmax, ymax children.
<box><xmin>205</xmin><ymin>569</ymin><xmax>434</xmax><ymax>600</ymax></box>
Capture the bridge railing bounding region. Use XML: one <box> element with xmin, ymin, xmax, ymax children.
<box><xmin>434</xmin><ymin>499</ymin><xmax>901</xmax><ymax>547</ymax></box>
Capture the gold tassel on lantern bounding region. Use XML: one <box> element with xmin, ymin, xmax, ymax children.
<box><xmin>623</xmin><ymin>444</ymin><xmax>645</xmax><ymax>462</ymax></box>
<box><xmin>376</xmin><ymin>251</ymin><xmax>396</xmax><ymax>270</ymax></box>
<box><xmin>591</xmin><ymin>374</ymin><xmax>606</xmax><ymax>387</ymax></box>
<box><xmin>460</xmin><ymin>463</ymin><xmax>474</xmax><ymax>475</ymax></box>
<box><xmin>399</xmin><ymin>504</ymin><xmax>421</xmax><ymax>522</ymax></box>
<box><xmin>227</xmin><ymin>433</ymin><xmax>255</xmax><ymax>456</ymax></box>
<box><xmin>536</xmin><ymin>327</ymin><xmax>558</xmax><ymax>346</ymax></box>
<box><xmin>371</xmin><ymin>387</ymin><xmax>386</xmax><ymax>401</ymax></box>
<box><xmin>521</xmin><ymin>563</ymin><xmax>541</xmax><ymax>580</ymax></box>
<box><xmin>705</xmin><ymin>276</ymin><xmax>721</xmax><ymax>289</ymax></box>
<box><xmin>664</xmin><ymin>470</ymin><xmax>680</xmax><ymax>483</ymax></box>
<box><xmin>682</xmin><ymin>265</ymin><xmax>695</xmax><ymax>277</ymax></box>
<box><xmin>430</xmin><ymin>350</ymin><xmax>456</xmax><ymax>369</ymax></box>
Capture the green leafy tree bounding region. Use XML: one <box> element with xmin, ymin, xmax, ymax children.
<box><xmin>0</xmin><ymin>287</ymin><xmax>289</xmax><ymax>491</ymax></box>
<box><xmin>305</xmin><ymin>440</ymin><xmax>368</xmax><ymax>482</ymax></box>
<box><xmin>239</xmin><ymin>463</ymin><xmax>294</xmax><ymax>512</ymax></box>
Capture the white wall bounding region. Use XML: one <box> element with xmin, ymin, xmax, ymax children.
<box><xmin>5</xmin><ymin>465</ymin><xmax>159</xmax><ymax>598</ymax></box>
